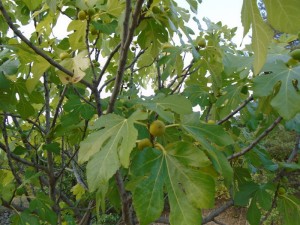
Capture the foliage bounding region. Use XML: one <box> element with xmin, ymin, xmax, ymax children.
<box><xmin>0</xmin><ymin>0</ymin><xmax>300</xmax><ymax>225</ymax></box>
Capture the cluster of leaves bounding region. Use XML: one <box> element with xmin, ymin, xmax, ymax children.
<box><xmin>0</xmin><ymin>0</ymin><xmax>300</xmax><ymax>225</ymax></box>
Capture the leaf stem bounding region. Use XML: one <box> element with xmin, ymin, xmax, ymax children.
<box><xmin>228</xmin><ymin>116</ymin><xmax>283</xmax><ymax>160</ymax></box>
<box><xmin>165</xmin><ymin>123</ymin><xmax>180</xmax><ymax>128</ymax></box>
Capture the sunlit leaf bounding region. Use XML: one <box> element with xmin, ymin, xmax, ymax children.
<box><xmin>58</xmin><ymin>50</ymin><xmax>89</xmax><ymax>84</ymax></box>
<box><xmin>264</xmin><ymin>0</ymin><xmax>300</xmax><ymax>34</ymax></box>
<box><xmin>241</xmin><ymin>0</ymin><xmax>273</xmax><ymax>74</ymax></box>
<box><xmin>253</xmin><ymin>61</ymin><xmax>300</xmax><ymax>119</ymax></box>
<box><xmin>78</xmin><ymin>110</ymin><xmax>147</xmax><ymax>192</ymax></box>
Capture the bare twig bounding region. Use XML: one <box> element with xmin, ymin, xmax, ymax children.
<box><xmin>43</xmin><ymin>72</ymin><xmax>60</xmax><ymax>215</ymax></box>
<box><xmin>0</xmin><ymin>1</ymin><xmax>92</xmax><ymax>89</ymax></box>
<box><xmin>202</xmin><ymin>199</ymin><xmax>234</xmax><ymax>224</ymax></box>
<box><xmin>72</xmin><ymin>86</ymin><xmax>96</xmax><ymax>109</ymax></box>
<box><xmin>96</xmin><ymin>43</ymin><xmax>121</xmax><ymax>86</ymax></box>
<box><xmin>85</xmin><ymin>19</ymin><xmax>97</xmax><ymax>81</ymax></box>
<box><xmin>71</xmin><ymin>160</ymin><xmax>88</xmax><ymax>190</ymax></box>
<box><xmin>0</xmin><ymin>142</ymin><xmax>48</xmax><ymax>171</ymax></box>
<box><xmin>217</xmin><ymin>95</ymin><xmax>254</xmax><ymax>125</ymax></box>
<box><xmin>51</xmin><ymin>85</ymin><xmax>68</xmax><ymax>129</ymax></box>
<box><xmin>99</xmin><ymin>77</ymin><xmax>116</xmax><ymax>93</ymax></box>
<box><xmin>228</xmin><ymin>116</ymin><xmax>283</xmax><ymax>160</ymax></box>
<box><xmin>107</xmin><ymin>0</ymin><xmax>144</xmax><ymax>113</ymax></box>
<box><xmin>11</xmin><ymin>116</ymin><xmax>35</xmax><ymax>150</ymax></box>
<box><xmin>0</xmin><ymin>113</ymin><xmax>45</xmax><ymax>134</ymax></box>
<box><xmin>55</xmin><ymin>147</ymin><xmax>81</xmax><ymax>181</ymax></box>
<box><xmin>1</xmin><ymin>115</ymin><xmax>23</xmax><ymax>186</ymax></box>
<box><xmin>259</xmin><ymin>183</ymin><xmax>280</xmax><ymax>224</ymax></box>
<box><xmin>170</xmin><ymin>64</ymin><xmax>193</xmax><ymax>94</ymax></box>
<box><xmin>125</xmin><ymin>49</ymin><xmax>146</xmax><ymax>70</ymax></box>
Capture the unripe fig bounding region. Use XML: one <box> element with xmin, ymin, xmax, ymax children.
<box><xmin>137</xmin><ymin>138</ymin><xmax>152</xmax><ymax>150</ymax></box>
<box><xmin>197</xmin><ymin>38</ymin><xmax>206</xmax><ymax>48</ymax></box>
<box><xmin>78</xmin><ymin>10</ymin><xmax>87</xmax><ymax>20</ymax></box>
<box><xmin>152</xmin><ymin>6</ymin><xmax>162</xmax><ymax>14</ymax></box>
<box><xmin>59</xmin><ymin>52</ymin><xmax>70</xmax><ymax>60</ymax></box>
<box><xmin>90</xmin><ymin>27</ymin><xmax>98</xmax><ymax>35</ymax></box>
<box><xmin>149</xmin><ymin>120</ymin><xmax>166</xmax><ymax>137</ymax></box>
<box><xmin>87</xmin><ymin>8</ymin><xmax>96</xmax><ymax>17</ymax></box>
<box><xmin>278</xmin><ymin>187</ymin><xmax>286</xmax><ymax>195</ymax></box>
<box><xmin>289</xmin><ymin>49</ymin><xmax>300</xmax><ymax>61</ymax></box>
<box><xmin>207</xmin><ymin>120</ymin><xmax>215</xmax><ymax>124</ymax></box>
<box><xmin>286</xmin><ymin>58</ymin><xmax>298</xmax><ymax>67</ymax></box>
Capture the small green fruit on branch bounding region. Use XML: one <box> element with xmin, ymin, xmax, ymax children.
<box><xmin>149</xmin><ymin>120</ymin><xmax>166</xmax><ymax>137</ymax></box>
<box><xmin>289</xmin><ymin>49</ymin><xmax>300</xmax><ymax>61</ymax></box>
<box><xmin>137</xmin><ymin>138</ymin><xmax>152</xmax><ymax>150</ymax></box>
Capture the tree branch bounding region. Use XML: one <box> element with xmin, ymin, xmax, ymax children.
<box><xmin>1</xmin><ymin>115</ymin><xmax>23</xmax><ymax>185</ymax></box>
<box><xmin>217</xmin><ymin>95</ymin><xmax>254</xmax><ymax>125</ymax></box>
<box><xmin>96</xmin><ymin>43</ymin><xmax>121</xmax><ymax>87</ymax></box>
<box><xmin>202</xmin><ymin>199</ymin><xmax>234</xmax><ymax>224</ymax></box>
<box><xmin>0</xmin><ymin>113</ymin><xmax>46</xmax><ymax>134</ymax></box>
<box><xmin>0</xmin><ymin>141</ymin><xmax>48</xmax><ymax>171</ymax></box>
<box><xmin>170</xmin><ymin>64</ymin><xmax>193</xmax><ymax>94</ymax></box>
<box><xmin>51</xmin><ymin>85</ymin><xmax>68</xmax><ymax>129</ymax></box>
<box><xmin>107</xmin><ymin>0</ymin><xmax>144</xmax><ymax>113</ymax></box>
<box><xmin>228</xmin><ymin>116</ymin><xmax>283</xmax><ymax>160</ymax></box>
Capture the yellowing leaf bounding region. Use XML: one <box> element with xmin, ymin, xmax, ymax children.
<box><xmin>106</xmin><ymin>0</ymin><xmax>125</xmax><ymax>17</ymax></box>
<box><xmin>78</xmin><ymin>110</ymin><xmax>147</xmax><ymax>192</ymax></box>
<box><xmin>67</xmin><ymin>20</ymin><xmax>87</xmax><ymax>50</ymax></box>
<box><xmin>58</xmin><ymin>50</ymin><xmax>89</xmax><ymax>84</ymax></box>
<box><xmin>71</xmin><ymin>183</ymin><xmax>86</xmax><ymax>201</ymax></box>
<box><xmin>26</xmin><ymin>57</ymin><xmax>50</xmax><ymax>93</ymax></box>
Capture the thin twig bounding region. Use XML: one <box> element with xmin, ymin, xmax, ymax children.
<box><xmin>259</xmin><ymin>183</ymin><xmax>280</xmax><ymax>224</ymax></box>
<box><xmin>1</xmin><ymin>118</ymin><xmax>21</xmax><ymax>186</ymax></box>
<box><xmin>125</xmin><ymin>49</ymin><xmax>146</xmax><ymax>70</ymax></box>
<box><xmin>202</xmin><ymin>199</ymin><xmax>234</xmax><ymax>224</ymax></box>
<box><xmin>157</xmin><ymin>59</ymin><xmax>163</xmax><ymax>90</ymax></box>
<box><xmin>0</xmin><ymin>113</ymin><xmax>45</xmax><ymax>134</ymax></box>
<box><xmin>43</xmin><ymin>72</ymin><xmax>59</xmax><ymax>214</ymax></box>
<box><xmin>96</xmin><ymin>43</ymin><xmax>121</xmax><ymax>86</ymax></box>
<box><xmin>51</xmin><ymin>85</ymin><xmax>68</xmax><ymax>129</ymax></box>
<box><xmin>72</xmin><ymin>86</ymin><xmax>96</xmax><ymax>108</ymax></box>
<box><xmin>0</xmin><ymin>142</ymin><xmax>48</xmax><ymax>171</ymax></box>
<box><xmin>11</xmin><ymin>116</ymin><xmax>35</xmax><ymax>150</ymax></box>
<box><xmin>228</xmin><ymin>116</ymin><xmax>283</xmax><ymax>160</ymax></box>
<box><xmin>55</xmin><ymin>147</ymin><xmax>81</xmax><ymax>181</ymax></box>
<box><xmin>170</xmin><ymin>64</ymin><xmax>193</xmax><ymax>94</ymax></box>
<box><xmin>217</xmin><ymin>95</ymin><xmax>254</xmax><ymax>125</ymax></box>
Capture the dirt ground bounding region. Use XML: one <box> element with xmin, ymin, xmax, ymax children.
<box><xmin>151</xmin><ymin>199</ymin><xmax>248</xmax><ymax>225</ymax></box>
